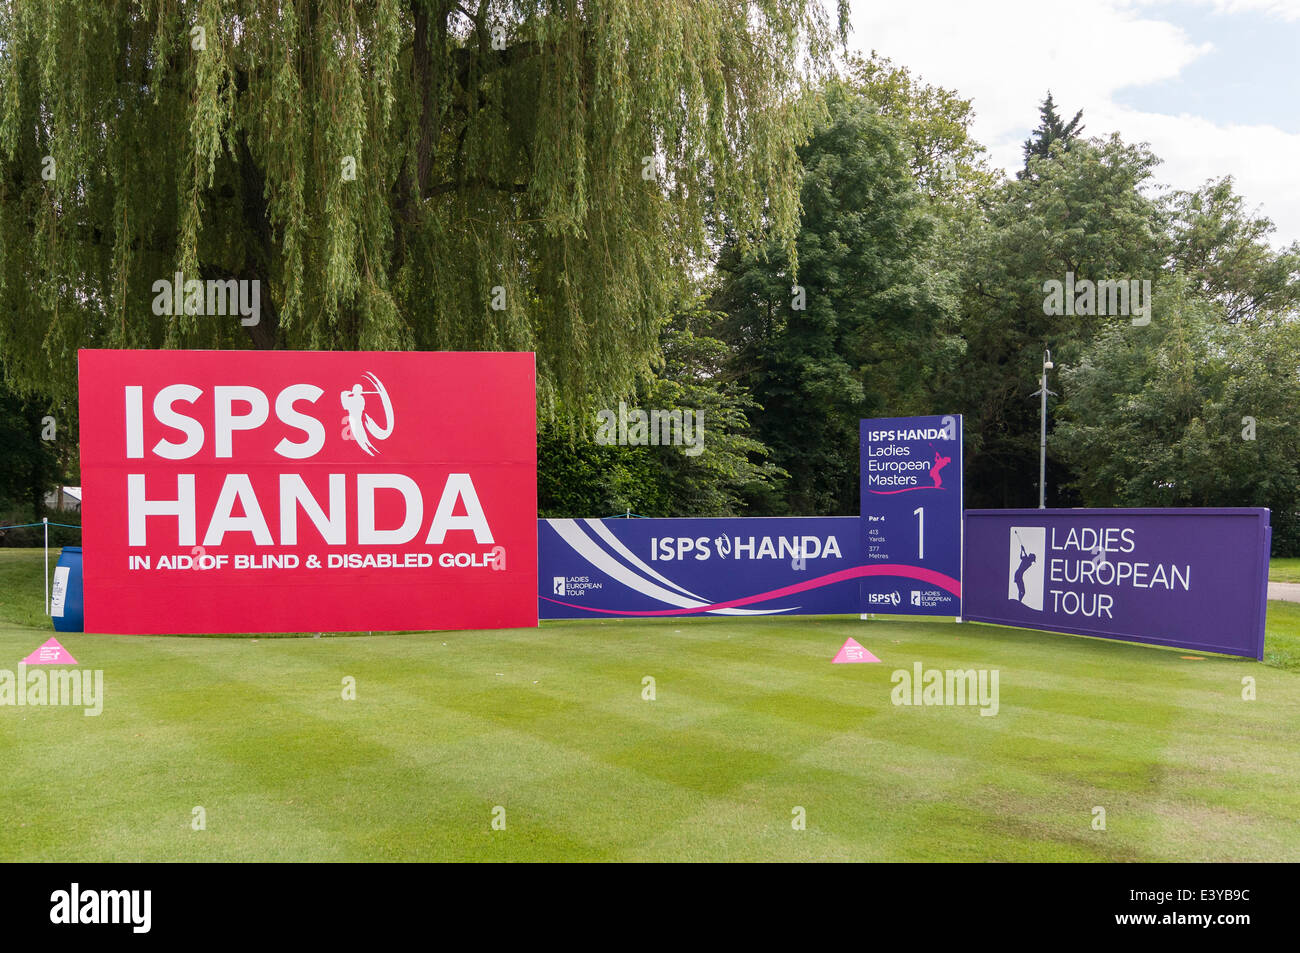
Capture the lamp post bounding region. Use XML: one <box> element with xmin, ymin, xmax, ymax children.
<box><xmin>1031</xmin><ymin>349</ymin><xmax>1056</xmax><ymax>509</ymax></box>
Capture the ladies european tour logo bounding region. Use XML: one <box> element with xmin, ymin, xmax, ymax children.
<box><xmin>1009</xmin><ymin>527</ymin><xmax>1045</xmax><ymax>611</ymax></box>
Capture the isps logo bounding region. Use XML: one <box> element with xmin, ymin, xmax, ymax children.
<box><xmin>124</xmin><ymin>371</ymin><xmax>399</xmax><ymax>461</ymax></box>
<box><xmin>340</xmin><ymin>373</ymin><xmax>394</xmax><ymax>456</ymax></box>
<box><xmin>119</xmin><ymin>371</ymin><xmax>498</xmax><ymax>549</ymax></box>
<box><xmin>868</xmin><ymin>591</ymin><xmax>901</xmax><ymax>607</ymax></box>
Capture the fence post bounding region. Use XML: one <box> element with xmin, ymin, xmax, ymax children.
<box><xmin>43</xmin><ymin>517</ymin><xmax>49</xmax><ymax>616</ymax></box>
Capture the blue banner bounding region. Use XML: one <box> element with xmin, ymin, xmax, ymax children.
<box><xmin>859</xmin><ymin>415</ymin><xmax>963</xmax><ymax>615</ymax></box>
<box><xmin>539</xmin><ymin>517</ymin><xmax>865</xmax><ymax>619</ymax></box>
<box><xmin>963</xmin><ymin>508</ymin><xmax>1270</xmax><ymax>659</ymax></box>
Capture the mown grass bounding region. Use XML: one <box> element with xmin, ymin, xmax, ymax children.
<box><xmin>1270</xmin><ymin>558</ymin><xmax>1300</xmax><ymax>583</ymax></box>
<box><xmin>1</xmin><ymin>548</ymin><xmax>1297</xmax><ymax>861</ymax></box>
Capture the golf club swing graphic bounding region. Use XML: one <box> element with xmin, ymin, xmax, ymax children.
<box><xmin>340</xmin><ymin>372</ymin><xmax>395</xmax><ymax>456</ymax></box>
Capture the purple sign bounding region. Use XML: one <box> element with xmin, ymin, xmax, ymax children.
<box><xmin>860</xmin><ymin>415</ymin><xmax>963</xmax><ymax>615</ymax></box>
<box><xmin>963</xmin><ymin>508</ymin><xmax>1270</xmax><ymax>659</ymax></box>
<box><xmin>540</xmin><ymin>517</ymin><xmax>867</xmax><ymax>618</ymax></box>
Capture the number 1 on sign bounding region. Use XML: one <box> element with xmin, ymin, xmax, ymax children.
<box><xmin>913</xmin><ymin>506</ymin><xmax>924</xmax><ymax>560</ymax></box>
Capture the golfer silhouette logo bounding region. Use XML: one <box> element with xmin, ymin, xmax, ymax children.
<box><xmin>340</xmin><ymin>372</ymin><xmax>395</xmax><ymax>456</ymax></box>
<box><xmin>1008</xmin><ymin>527</ymin><xmax>1045</xmax><ymax>611</ymax></box>
<box><xmin>1013</xmin><ymin>545</ymin><xmax>1036</xmax><ymax>600</ymax></box>
<box><xmin>929</xmin><ymin>448</ymin><xmax>952</xmax><ymax>489</ymax></box>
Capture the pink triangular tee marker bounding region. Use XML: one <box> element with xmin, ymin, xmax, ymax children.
<box><xmin>832</xmin><ymin>637</ymin><xmax>879</xmax><ymax>664</ymax></box>
<box><xmin>22</xmin><ymin>637</ymin><xmax>77</xmax><ymax>666</ymax></box>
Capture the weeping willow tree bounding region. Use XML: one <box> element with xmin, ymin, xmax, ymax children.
<box><xmin>0</xmin><ymin>0</ymin><xmax>841</xmax><ymax>412</ymax></box>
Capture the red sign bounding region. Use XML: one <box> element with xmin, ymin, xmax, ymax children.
<box><xmin>78</xmin><ymin>350</ymin><xmax>538</xmax><ymax>634</ymax></box>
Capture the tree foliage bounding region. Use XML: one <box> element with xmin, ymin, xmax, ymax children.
<box><xmin>1020</xmin><ymin>91</ymin><xmax>1083</xmax><ymax>175</ymax></box>
<box><xmin>846</xmin><ymin>51</ymin><xmax>996</xmax><ymax>214</ymax></box>
<box><xmin>712</xmin><ymin>76</ymin><xmax>961</xmax><ymax>515</ymax></box>
<box><xmin>1056</xmin><ymin>273</ymin><xmax>1300</xmax><ymax>551</ymax></box>
<box><xmin>952</xmin><ymin>134</ymin><xmax>1166</xmax><ymax>507</ymax></box>
<box><xmin>538</xmin><ymin>302</ymin><xmax>784</xmax><ymax>517</ymax></box>
<box><xmin>1166</xmin><ymin>176</ymin><xmax>1300</xmax><ymax>324</ymax></box>
<box><xmin>0</xmin><ymin>0</ymin><xmax>839</xmax><ymax>414</ymax></box>
<box><xmin>4</xmin><ymin>10</ymin><xmax>1296</xmax><ymax>547</ymax></box>
<box><xmin>0</xmin><ymin>379</ymin><xmax>58</xmax><ymax>519</ymax></box>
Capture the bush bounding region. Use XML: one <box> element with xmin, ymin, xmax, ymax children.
<box><xmin>1273</xmin><ymin>512</ymin><xmax>1300</xmax><ymax>558</ymax></box>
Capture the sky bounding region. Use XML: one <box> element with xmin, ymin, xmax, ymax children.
<box><xmin>847</xmin><ymin>0</ymin><xmax>1300</xmax><ymax>247</ymax></box>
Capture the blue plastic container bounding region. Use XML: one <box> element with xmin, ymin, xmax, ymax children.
<box><xmin>50</xmin><ymin>546</ymin><xmax>85</xmax><ymax>633</ymax></box>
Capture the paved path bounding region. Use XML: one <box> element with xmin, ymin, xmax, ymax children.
<box><xmin>1267</xmin><ymin>582</ymin><xmax>1300</xmax><ymax>603</ymax></box>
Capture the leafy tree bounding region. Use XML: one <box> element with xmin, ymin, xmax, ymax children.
<box><xmin>1020</xmin><ymin>92</ymin><xmax>1084</xmax><ymax>175</ymax></box>
<box><xmin>0</xmin><ymin>0</ymin><xmax>839</xmax><ymax>415</ymax></box>
<box><xmin>538</xmin><ymin>303</ymin><xmax>784</xmax><ymax>518</ymax></box>
<box><xmin>1055</xmin><ymin>273</ymin><xmax>1300</xmax><ymax>553</ymax></box>
<box><xmin>712</xmin><ymin>78</ymin><xmax>960</xmax><ymax>515</ymax></box>
<box><xmin>1166</xmin><ymin>176</ymin><xmax>1300</xmax><ymax>324</ymax></box>
<box><xmin>846</xmin><ymin>52</ymin><xmax>997</xmax><ymax>214</ymax></box>
<box><xmin>0</xmin><ymin>380</ymin><xmax>58</xmax><ymax>521</ymax></box>
<box><xmin>951</xmin><ymin>134</ymin><xmax>1166</xmax><ymax>507</ymax></box>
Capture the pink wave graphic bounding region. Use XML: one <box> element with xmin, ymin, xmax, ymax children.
<box><xmin>541</xmin><ymin>563</ymin><xmax>961</xmax><ymax>616</ymax></box>
<box><xmin>868</xmin><ymin>485</ymin><xmax>941</xmax><ymax>495</ymax></box>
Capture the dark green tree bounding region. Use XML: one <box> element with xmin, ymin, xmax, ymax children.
<box><xmin>952</xmin><ymin>134</ymin><xmax>1165</xmax><ymax>507</ymax></box>
<box><xmin>1020</xmin><ymin>92</ymin><xmax>1084</xmax><ymax>176</ymax></box>
<box><xmin>712</xmin><ymin>78</ymin><xmax>961</xmax><ymax>515</ymax></box>
<box><xmin>1055</xmin><ymin>273</ymin><xmax>1300</xmax><ymax>553</ymax></box>
<box><xmin>538</xmin><ymin>303</ymin><xmax>784</xmax><ymax>518</ymax></box>
<box><xmin>0</xmin><ymin>381</ymin><xmax>59</xmax><ymax>522</ymax></box>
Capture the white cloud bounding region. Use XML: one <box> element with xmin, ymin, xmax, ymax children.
<box><xmin>1153</xmin><ymin>0</ymin><xmax>1300</xmax><ymax>21</ymax></box>
<box><xmin>847</xmin><ymin>0</ymin><xmax>1300</xmax><ymax>246</ymax></box>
